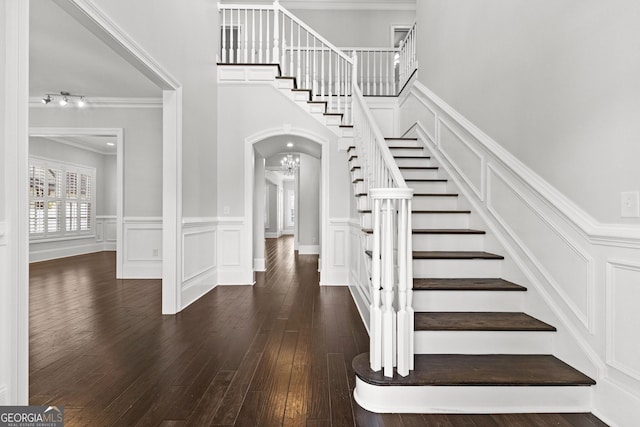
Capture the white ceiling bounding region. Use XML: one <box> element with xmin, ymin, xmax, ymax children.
<box><xmin>220</xmin><ymin>0</ymin><xmax>415</xmax><ymax>10</ymax></box>
<box><xmin>254</xmin><ymin>135</ymin><xmax>322</xmax><ymax>160</ymax></box>
<box><xmin>29</xmin><ymin>0</ymin><xmax>161</xmax><ymax>99</ymax></box>
<box><xmin>30</xmin><ymin>135</ymin><xmax>118</xmax><ymax>155</ymax></box>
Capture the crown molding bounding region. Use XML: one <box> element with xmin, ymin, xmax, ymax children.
<box><xmin>282</xmin><ymin>1</ymin><xmax>415</xmax><ymax>11</ymax></box>
<box><xmin>29</xmin><ymin>97</ymin><xmax>162</xmax><ymax>109</ymax></box>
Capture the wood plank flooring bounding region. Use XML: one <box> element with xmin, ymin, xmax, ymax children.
<box><xmin>30</xmin><ymin>237</ymin><xmax>606</xmax><ymax>426</ymax></box>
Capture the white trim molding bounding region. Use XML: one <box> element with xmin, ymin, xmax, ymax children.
<box><xmin>29</xmin><ymin>97</ymin><xmax>163</xmax><ymax>109</ymax></box>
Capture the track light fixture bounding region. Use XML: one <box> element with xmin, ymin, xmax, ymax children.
<box><xmin>41</xmin><ymin>91</ymin><xmax>87</xmax><ymax>108</ymax></box>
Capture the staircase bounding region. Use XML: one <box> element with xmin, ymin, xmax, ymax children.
<box><xmin>218</xmin><ymin>1</ymin><xmax>601</xmax><ymax>419</ymax></box>
<box><xmin>348</xmin><ymin>137</ymin><xmax>597</xmax><ymax>413</ymax></box>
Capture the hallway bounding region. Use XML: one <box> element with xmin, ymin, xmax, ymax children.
<box><xmin>29</xmin><ymin>238</ymin><xmax>607</xmax><ymax>426</ymax></box>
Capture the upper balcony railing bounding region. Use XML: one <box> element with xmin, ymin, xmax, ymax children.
<box><xmin>343</xmin><ymin>22</ymin><xmax>417</xmax><ymax>97</ymax></box>
<box><xmin>218</xmin><ymin>1</ymin><xmax>354</xmax><ymax>122</ymax></box>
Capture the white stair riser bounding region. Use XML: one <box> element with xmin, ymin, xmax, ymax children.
<box><xmin>342</xmin><ymin>128</ymin><xmax>354</xmax><ymax>138</ymax></box>
<box><xmin>412</xmin><ymin>233</ymin><xmax>485</xmax><ymax>251</ymax></box>
<box><xmin>406</xmin><ymin>181</ymin><xmax>449</xmax><ymax>193</ymax></box>
<box><xmin>389</xmin><ymin>148</ymin><xmax>426</xmax><ymax>157</ymax></box>
<box><xmin>360</xmin><ymin>212</ymin><xmax>471</xmax><ymax>229</ymax></box>
<box><xmin>353</xmin><ymin>182</ymin><xmax>366</xmax><ymax>193</ymax></box>
<box><xmin>414</xmin><ymin>331</ymin><xmax>553</xmax><ymax>355</ymax></box>
<box><xmin>325</xmin><ymin>115</ymin><xmax>342</xmax><ymax>126</ymax></box>
<box><xmin>276</xmin><ymin>80</ymin><xmax>295</xmax><ymax>89</ymax></box>
<box><xmin>412</xmin><ymin>196</ymin><xmax>459</xmax><ymax>210</ymax></box>
<box><xmin>413</xmin><ymin>290</ymin><xmax>523</xmax><ymax>312</ymax></box>
<box><xmin>413</xmin><ymin>259</ymin><xmax>502</xmax><ymax>278</ymax></box>
<box><xmin>354</xmin><ymin>379</ymin><xmax>591</xmax><ymax>414</ymax></box>
<box><xmin>386</xmin><ymin>140</ymin><xmax>421</xmax><ymax>148</ymax></box>
<box><xmin>394</xmin><ymin>158</ymin><xmax>433</xmax><ymax>168</ymax></box>
<box><xmin>308</xmin><ymin>103</ymin><xmax>326</xmax><ymax>114</ymax></box>
<box><xmin>357</xmin><ymin>197</ymin><xmax>370</xmax><ymax>211</ymax></box>
<box><xmin>292</xmin><ymin>91</ymin><xmax>310</xmax><ymax>102</ymax></box>
<box><xmin>363</xmin><ymin>233</ymin><xmax>484</xmax><ymax>252</ymax></box>
<box><xmin>411</xmin><ymin>213</ymin><xmax>470</xmax><ymax>229</ymax></box>
<box><xmin>401</xmin><ymin>169</ymin><xmax>440</xmax><ymax>180</ymax></box>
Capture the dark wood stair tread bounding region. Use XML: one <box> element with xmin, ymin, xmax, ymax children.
<box><xmin>389</xmin><ymin>146</ymin><xmax>424</xmax><ymax>150</ymax></box>
<box><xmin>385</xmin><ymin>137</ymin><xmax>418</xmax><ymax>140</ymax></box>
<box><xmin>393</xmin><ymin>155</ymin><xmax>431</xmax><ymax>159</ymax></box>
<box><xmin>365</xmin><ymin>251</ymin><xmax>504</xmax><ymax>260</ymax></box>
<box><xmin>352</xmin><ymin>178</ymin><xmax>364</xmax><ymax>183</ymax></box>
<box><xmin>406</xmin><ymin>179</ymin><xmax>447</xmax><ymax>182</ymax></box>
<box><xmin>413</xmin><ymin>193</ymin><xmax>458</xmax><ymax>197</ymax></box>
<box><xmin>362</xmin><ymin>228</ymin><xmax>485</xmax><ymax>235</ymax></box>
<box><xmin>411</xmin><ymin>210</ymin><xmax>471</xmax><ymax>214</ymax></box>
<box><xmin>353</xmin><ymin>353</ymin><xmax>596</xmax><ymax>386</ymax></box>
<box><xmin>413</xmin><ymin>251</ymin><xmax>504</xmax><ymax>260</ymax></box>
<box><xmin>399</xmin><ymin>166</ymin><xmax>438</xmax><ymax>170</ymax></box>
<box><xmin>415</xmin><ymin>312</ymin><xmax>556</xmax><ymax>331</ymax></box>
<box><xmin>340</xmin><ymin>125</ymin><xmax>354</xmax><ymax>128</ymax></box>
<box><xmin>414</xmin><ymin>278</ymin><xmax>526</xmax><ymax>291</ymax></box>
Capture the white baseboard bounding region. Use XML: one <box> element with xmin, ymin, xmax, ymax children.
<box><xmin>254</xmin><ymin>258</ymin><xmax>266</xmax><ymax>272</ymax></box>
<box><xmin>282</xmin><ymin>230</ymin><xmax>294</xmax><ymax>235</ymax></box>
<box><xmin>298</xmin><ymin>244</ymin><xmax>320</xmax><ymax>255</ymax></box>
<box><xmin>181</xmin><ymin>269</ymin><xmax>217</xmax><ymax>311</ymax></box>
<box><xmin>29</xmin><ymin>242</ymin><xmax>112</xmax><ymax>263</ymax></box>
<box><xmin>265</xmin><ymin>231</ymin><xmax>282</xmax><ymax>238</ymax></box>
<box><xmin>0</xmin><ymin>385</ymin><xmax>7</xmax><ymax>405</ymax></box>
<box><xmin>121</xmin><ymin>261</ymin><xmax>162</xmax><ymax>279</ymax></box>
<box><xmin>217</xmin><ymin>269</ymin><xmax>254</xmax><ymax>285</ymax></box>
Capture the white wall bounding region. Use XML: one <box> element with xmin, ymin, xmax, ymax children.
<box><xmin>0</xmin><ymin>1</ymin><xmax>5</xmax><ymax>224</ymax></box>
<box><xmin>288</xmin><ymin>9</ymin><xmax>415</xmax><ymax>47</ymax></box>
<box><xmin>91</xmin><ymin>0</ymin><xmax>219</xmax><ymax>218</ymax></box>
<box><xmin>29</xmin><ymin>107</ymin><xmax>161</xmax><ymax>217</ymax></box>
<box><xmin>416</xmin><ymin>0</ymin><xmax>640</xmax><ymax>224</ymax></box>
<box><xmin>298</xmin><ymin>153</ymin><xmax>320</xmax><ymax>253</ymax></box>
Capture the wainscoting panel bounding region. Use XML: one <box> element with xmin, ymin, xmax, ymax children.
<box><xmin>122</xmin><ymin>217</ymin><xmax>162</xmax><ymax>279</ymax></box>
<box><xmin>320</xmin><ymin>219</ymin><xmax>350</xmax><ymax>286</ymax></box>
<box><xmin>364</xmin><ymin>97</ymin><xmax>399</xmax><ymax>137</ymax></box>
<box><xmin>348</xmin><ymin>220</ymin><xmax>371</xmax><ymax>331</ymax></box>
<box><xmin>606</xmin><ymin>261</ymin><xmax>640</xmax><ymax>382</ymax></box>
<box><xmin>181</xmin><ymin>218</ymin><xmax>218</xmax><ymax>310</ymax></box>
<box><xmin>217</xmin><ymin>217</ymin><xmax>253</xmax><ymax>285</ymax></box>
<box><xmin>439</xmin><ymin>118</ymin><xmax>484</xmax><ymax>200</ymax></box>
<box><xmin>487</xmin><ymin>166</ymin><xmax>593</xmax><ymax>329</ymax></box>
<box><xmin>96</xmin><ymin>216</ymin><xmax>117</xmax><ymax>250</ymax></box>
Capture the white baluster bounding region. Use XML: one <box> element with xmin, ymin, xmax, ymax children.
<box><xmin>229</xmin><ymin>9</ymin><xmax>234</xmax><ymax>62</ymax></box>
<box><xmin>243</xmin><ymin>9</ymin><xmax>248</xmax><ymax>62</ymax></box>
<box><xmin>321</xmin><ymin>44</ymin><xmax>325</xmax><ymax>100</ymax></box>
<box><xmin>251</xmin><ymin>10</ymin><xmax>255</xmax><ymax>63</ymax></box>
<box><xmin>371</xmin><ymin>197</ymin><xmax>382</xmax><ymax>372</ymax></box>
<box><xmin>407</xmin><ymin>196</ymin><xmax>414</xmax><ymax>371</ymax></box>
<box><xmin>397</xmin><ymin>196</ymin><xmax>409</xmax><ymax>377</ymax></box>
<box><xmin>222</xmin><ymin>9</ymin><xmax>227</xmax><ymax>62</ymax></box>
<box><xmin>328</xmin><ymin>51</ymin><xmax>333</xmax><ymax>111</ymax></box>
<box><xmin>280</xmin><ymin>11</ymin><xmax>286</xmax><ymax>72</ymax></box>
<box><xmin>382</xmin><ymin>197</ymin><xmax>395</xmax><ymax>378</ymax></box>
<box><xmin>236</xmin><ymin>9</ymin><xmax>241</xmax><ymax>62</ymax></box>
<box><xmin>258</xmin><ymin>9</ymin><xmax>263</xmax><ymax>63</ymax></box>
<box><xmin>266</xmin><ymin>7</ymin><xmax>271</xmax><ymax>63</ymax></box>
<box><xmin>297</xmin><ymin>24</ymin><xmax>301</xmax><ymax>85</ymax></box>
<box><xmin>305</xmin><ymin>31</ymin><xmax>310</xmax><ymax>89</ymax></box>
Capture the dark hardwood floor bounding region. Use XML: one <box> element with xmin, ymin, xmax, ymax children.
<box><xmin>30</xmin><ymin>237</ymin><xmax>606</xmax><ymax>426</ymax></box>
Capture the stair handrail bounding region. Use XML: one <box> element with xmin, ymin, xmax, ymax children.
<box><xmin>350</xmin><ymin>53</ymin><xmax>414</xmax><ymax>377</ymax></box>
<box><xmin>398</xmin><ymin>21</ymin><xmax>418</xmax><ymax>91</ymax></box>
<box><xmin>351</xmin><ymin>54</ymin><xmax>407</xmax><ymax>190</ymax></box>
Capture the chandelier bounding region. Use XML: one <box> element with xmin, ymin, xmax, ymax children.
<box><xmin>281</xmin><ymin>154</ymin><xmax>299</xmax><ymax>176</ymax></box>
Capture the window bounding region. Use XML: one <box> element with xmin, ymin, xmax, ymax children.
<box><xmin>286</xmin><ymin>190</ymin><xmax>295</xmax><ymax>227</ymax></box>
<box><xmin>29</xmin><ymin>157</ymin><xmax>95</xmax><ymax>239</ymax></box>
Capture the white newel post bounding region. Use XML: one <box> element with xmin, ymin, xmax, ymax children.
<box><xmin>370</xmin><ymin>188</ymin><xmax>414</xmax><ymax>378</ymax></box>
<box><xmin>273</xmin><ymin>1</ymin><xmax>280</xmax><ymax>63</ymax></box>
